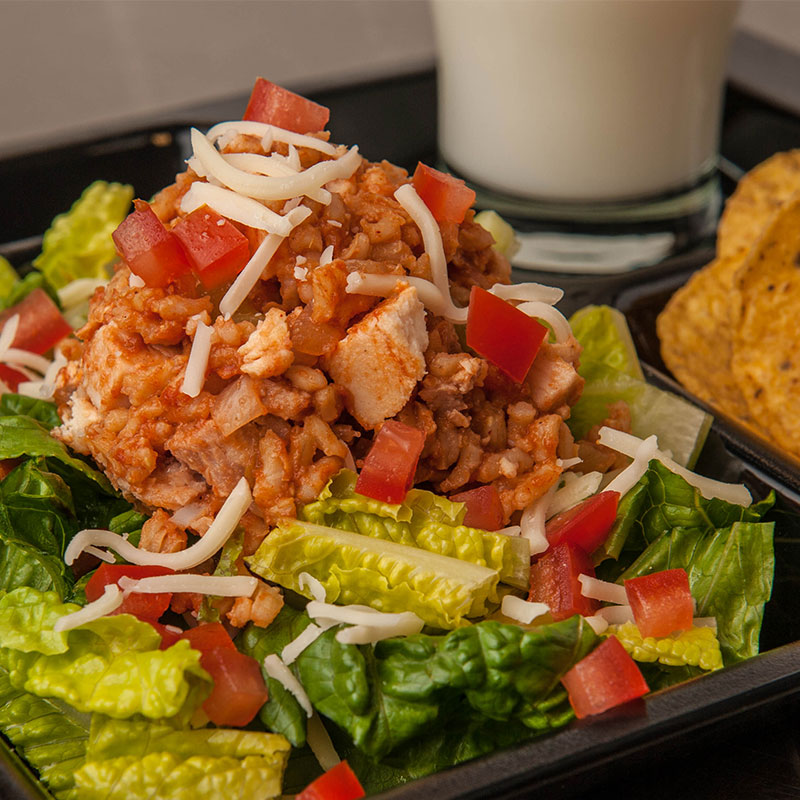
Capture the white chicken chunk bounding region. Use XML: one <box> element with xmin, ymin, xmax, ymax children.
<box><xmin>325</xmin><ymin>287</ymin><xmax>428</xmax><ymax>429</ymax></box>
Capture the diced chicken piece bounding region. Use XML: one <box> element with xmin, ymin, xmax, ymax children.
<box><xmin>253</xmin><ymin>430</ymin><xmax>296</xmax><ymax>520</ymax></box>
<box><xmin>54</xmin><ymin>391</ymin><xmax>101</xmax><ymax>455</ymax></box>
<box><xmin>324</xmin><ymin>287</ymin><xmax>428</xmax><ymax>429</ymax></box>
<box><xmin>211</xmin><ymin>375</ymin><xmax>268</xmax><ymax>437</ymax></box>
<box><xmin>526</xmin><ymin>343</ymin><xmax>585</xmax><ymax>416</ymax></box>
<box><xmin>139</xmin><ymin>509</ymin><xmax>188</xmax><ymax>554</ymax></box>
<box><xmin>238</xmin><ymin>308</ymin><xmax>294</xmax><ymax>378</ymax></box>
<box><xmin>227</xmin><ymin>581</ymin><xmax>284</xmax><ymax>628</ymax></box>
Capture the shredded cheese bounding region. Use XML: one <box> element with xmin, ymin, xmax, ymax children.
<box><xmin>263</xmin><ymin>654</ymin><xmax>313</xmax><ymax>717</ymax></box>
<box><xmin>57</xmin><ymin>278</ymin><xmax>106</xmax><ymax>309</ymax></box>
<box><xmin>597</xmin><ymin>604</ymin><xmax>636</xmax><ymax>625</ymax></box>
<box><xmin>335</xmin><ymin>615</ymin><xmax>424</xmax><ymax>645</ymax></box>
<box><xmin>180</xmin><ymin>320</ymin><xmax>213</xmax><ymax>398</ymax></box>
<box><xmin>223</xmin><ymin>153</ymin><xmax>330</xmax><ymax>204</ymax></box>
<box><xmin>64</xmin><ymin>477</ymin><xmax>252</xmax><ymax>569</ymax></box>
<box><xmin>578</xmin><ymin>574</ymin><xmax>628</xmax><ymax>605</ymax></box>
<box><xmin>584</xmin><ymin>614</ymin><xmax>610</xmax><ymax>635</ymax></box>
<box><xmin>205</xmin><ymin>120</ymin><xmax>340</xmax><ymax>157</ymax></box>
<box><xmin>298</xmin><ymin>572</ymin><xmax>327</xmax><ymax>603</ymax></box>
<box><xmin>190</xmin><ymin>129</ymin><xmax>360</xmax><ymax>205</ymax></box>
<box><xmin>181</xmin><ymin>181</ymin><xmax>306</xmax><ymax>236</ymax></box>
<box><xmin>519</xmin><ymin>486</ymin><xmax>556</xmax><ymax>555</ymax></box>
<box><xmin>306</xmin><ymin>712</ymin><xmax>340</xmax><ymax>772</ymax></box>
<box><xmin>306</xmin><ymin>600</ymin><xmax>422</xmax><ymax>631</ymax></box>
<box><xmin>603</xmin><ymin>434</ymin><xmax>659</xmax><ymax>498</ymax></box>
<box><xmin>319</xmin><ymin>245</ymin><xmax>334</xmax><ymax>266</ymax></box>
<box><xmin>129</xmin><ymin>272</ymin><xmax>146</xmax><ymax>288</ymax></box>
<box><xmin>515</xmin><ymin>301</ymin><xmax>572</xmax><ymax>342</ymax></box>
<box><xmin>3</xmin><ymin>348</ymin><xmax>52</xmax><ymax>375</ymax></box>
<box><xmin>118</xmin><ymin>574</ymin><xmax>258</xmax><ymax>597</ymax></box>
<box><xmin>490</xmin><ymin>282</ymin><xmax>564</xmax><ymax>305</ymax></box>
<box><xmin>53</xmin><ymin>584</ymin><xmax>122</xmax><ymax>632</ymax></box>
<box><xmin>548</xmin><ymin>471</ymin><xmax>603</xmax><ymax>518</ymax></box>
<box><xmin>598</xmin><ymin>427</ymin><xmax>753</xmax><ymax>506</ymax></box>
<box><xmin>281</xmin><ymin>622</ymin><xmax>332</xmax><ymax>665</ymax></box>
<box><xmin>500</xmin><ymin>595</ymin><xmax>549</xmax><ymax>624</ymax></box>
<box><xmin>0</xmin><ymin>315</ymin><xmax>19</xmax><ymax>358</ymax></box>
<box><xmin>219</xmin><ymin>231</ymin><xmax>292</xmax><ymax>319</ymax></box>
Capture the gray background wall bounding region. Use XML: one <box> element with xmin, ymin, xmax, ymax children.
<box><xmin>0</xmin><ymin>0</ymin><xmax>797</xmax><ymax>156</ymax></box>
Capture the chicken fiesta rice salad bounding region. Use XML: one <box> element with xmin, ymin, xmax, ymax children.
<box><xmin>0</xmin><ymin>79</ymin><xmax>777</xmax><ymax>800</ymax></box>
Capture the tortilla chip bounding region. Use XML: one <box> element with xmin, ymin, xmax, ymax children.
<box><xmin>657</xmin><ymin>254</ymin><xmax>752</xmax><ymax>421</ymax></box>
<box><xmin>717</xmin><ymin>150</ymin><xmax>800</xmax><ymax>260</ymax></box>
<box><xmin>731</xmin><ymin>192</ymin><xmax>800</xmax><ymax>458</ymax></box>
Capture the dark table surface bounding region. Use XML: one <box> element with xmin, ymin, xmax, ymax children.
<box><xmin>2</xmin><ymin>68</ymin><xmax>800</xmax><ymax>800</ymax></box>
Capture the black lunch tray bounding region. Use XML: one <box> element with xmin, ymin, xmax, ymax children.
<box><xmin>1</xmin><ymin>70</ymin><xmax>800</xmax><ymax>800</ymax></box>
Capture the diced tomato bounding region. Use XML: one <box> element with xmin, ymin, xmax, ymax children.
<box><xmin>466</xmin><ymin>286</ymin><xmax>548</xmax><ymax>383</ymax></box>
<box><xmin>528</xmin><ymin>541</ymin><xmax>600</xmax><ymax>621</ymax></box>
<box><xmin>199</xmin><ymin>647</ymin><xmax>269</xmax><ymax>727</ymax></box>
<box><xmin>546</xmin><ymin>491</ymin><xmax>620</xmax><ymax>555</ymax></box>
<box><xmin>0</xmin><ymin>288</ymin><xmax>72</xmax><ymax>355</ymax></box>
<box><xmin>172</xmin><ymin>206</ymin><xmax>250</xmax><ymax>290</ymax></box>
<box><xmin>112</xmin><ymin>200</ymin><xmax>191</xmax><ymax>288</ymax></box>
<box><xmin>624</xmin><ymin>568</ymin><xmax>694</xmax><ymax>639</ymax></box>
<box><xmin>0</xmin><ymin>364</ymin><xmax>28</xmax><ymax>391</ymax></box>
<box><xmin>178</xmin><ymin>622</ymin><xmax>237</xmax><ymax>653</ymax></box>
<box><xmin>296</xmin><ymin>760</ymin><xmax>365</xmax><ymax>800</ymax></box>
<box><xmin>244</xmin><ymin>77</ymin><xmax>330</xmax><ymax>134</ymax></box>
<box><xmin>450</xmin><ymin>485</ymin><xmax>504</xmax><ymax>531</ymax></box>
<box><xmin>412</xmin><ymin>162</ymin><xmax>476</xmax><ymax>224</ymax></box>
<box><xmin>85</xmin><ymin>564</ymin><xmax>175</xmax><ymax>622</ymax></box>
<box><xmin>355</xmin><ymin>420</ymin><xmax>427</xmax><ymax>505</ymax></box>
<box><xmin>561</xmin><ymin>635</ymin><xmax>649</xmax><ymax>719</ymax></box>
<box><xmin>150</xmin><ymin>621</ymin><xmax>183</xmax><ymax>650</ymax></box>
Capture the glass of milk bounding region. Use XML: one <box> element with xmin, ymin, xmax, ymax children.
<box><xmin>432</xmin><ymin>0</ymin><xmax>740</xmax><ymax>272</ymax></box>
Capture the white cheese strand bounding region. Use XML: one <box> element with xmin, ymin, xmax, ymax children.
<box><xmin>345</xmin><ymin>272</ymin><xmax>468</xmax><ymax>324</ymax></box>
<box><xmin>490</xmin><ymin>282</ymin><xmax>564</xmax><ymax>305</ymax></box>
<box><xmin>281</xmin><ymin>622</ymin><xmax>334</xmax><ymax>665</ymax></box>
<box><xmin>578</xmin><ymin>574</ymin><xmax>628</xmax><ymax>605</ymax></box>
<box><xmin>53</xmin><ymin>584</ymin><xmax>122</xmax><ymax>632</ymax></box>
<box><xmin>319</xmin><ymin>244</ymin><xmax>334</xmax><ymax>266</ymax></box>
<box><xmin>219</xmin><ymin>153</ymin><xmax>331</xmax><ymax>204</ymax></box>
<box><xmin>598</xmin><ymin>427</ymin><xmax>752</xmax><ymax>506</ymax></box>
<box><xmin>584</xmin><ymin>614</ymin><xmax>610</xmax><ymax>635</ymax></box>
<box><xmin>394</xmin><ymin>183</ymin><xmax>465</xmax><ymax>320</ymax></box>
<box><xmin>181</xmin><ymin>320</ymin><xmax>212</xmax><ymax>398</ymax></box>
<box><xmin>603</xmin><ymin>434</ymin><xmax>659</xmax><ymax>498</ymax></box>
<box><xmin>118</xmin><ymin>574</ymin><xmax>258</xmax><ymax>597</ymax></box>
<box><xmin>547</xmin><ymin>471</ymin><xmax>603</xmax><ymax>519</ymax></box>
<box><xmin>298</xmin><ymin>572</ymin><xmax>327</xmax><ymax>603</ymax></box>
<box><xmin>206</xmin><ymin>120</ymin><xmax>340</xmax><ymax>157</ymax></box>
<box><xmin>57</xmin><ymin>278</ymin><xmax>106</xmax><ymax>310</ymax></box>
<box><xmin>597</xmin><ymin>604</ymin><xmax>636</xmax><ymax>625</ymax></box>
<box><xmin>263</xmin><ymin>654</ymin><xmax>313</xmax><ymax>717</ymax></box>
<box><xmin>219</xmin><ymin>229</ymin><xmax>296</xmax><ymax>319</ymax></box>
<box><xmin>64</xmin><ymin>477</ymin><xmax>252</xmax><ymax>569</ymax></box>
<box><xmin>0</xmin><ymin>314</ymin><xmax>20</xmax><ymax>358</ymax></box>
<box><xmin>3</xmin><ymin>348</ymin><xmax>52</xmax><ymax>375</ymax></box>
<box><xmin>307</xmin><ymin>600</ymin><xmax>424</xmax><ymax>632</ymax></box>
<box><xmin>16</xmin><ymin>381</ymin><xmax>50</xmax><ymax>400</ymax></box>
<box><xmin>519</xmin><ymin>485</ymin><xmax>557</xmax><ymax>555</ymax></box>
<box><xmin>181</xmin><ymin>182</ymin><xmax>304</xmax><ymax>236</ymax></box>
<box><xmin>335</xmin><ymin>614</ymin><xmax>425</xmax><ymax>645</ymax></box>
<box><xmin>515</xmin><ymin>301</ymin><xmax>572</xmax><ymax>343</ymax></box>
<box><xmin>500</xmin><ymin>596</ymin><xmax>549</xmax><ymax>625</ymax></box>
<box><xmin>129</xmin><ymin>272</ymin><xmax>146</xmax><ymax>288</ymax></box>
<box><xmin>307</xmin><ymin>712</ymin><xmax>341</xmax><ymax>772</ymax></box>
<box><xmin>191</xmin><ymin>129</ymin><xmax>360</xmax><ymax>205</ymax></box>
<box><xmin>84</xmin><ymin>545</ymin><xmax>116</xmax><ymax>563</ymax></box>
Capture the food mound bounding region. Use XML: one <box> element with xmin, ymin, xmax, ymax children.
<box><xmin>53</xmin><ymin>84</ymin><xmax>586</xmax><ymax>598</ymax></box>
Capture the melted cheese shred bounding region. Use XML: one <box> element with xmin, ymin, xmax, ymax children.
<box><xmin>64</xmin><ymin>477</ymin><xmax>253</xmax><ymax>570</ymax></box>
<box><xmin>53</xmin><ymin>584</ymin><xmax>122</xmax><ymax>632</ymax></box>
<box><xmin>500</xmin><ymin>596</ymin><xmax>549</xmax><ymax>625</ymax></box>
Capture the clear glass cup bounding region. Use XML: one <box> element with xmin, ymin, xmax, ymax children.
<box><xmin>432</xmin><ymin>0</ymin><xmax>740</xmax><ymax>273</ymax></box>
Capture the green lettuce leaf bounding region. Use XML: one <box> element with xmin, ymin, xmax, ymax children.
<box><xmin>198</xmin><ymin>529</ymin><xmax>244</xmax><ymax>624</ymax></box>
<box><xmin>246</xmin><ymin>520</ymin><xmax>499</xmax><ymax>629</ymax></box>
<box><xmin>0</xmin><ymin>665</ymin><xmax>89</xmax><ymax>798</ymax></box>
<box><xmin>0</xmin><ymin>587</ymin><xmax>211</xmax><ymax>720</ymax></box>
<box><xmin>33</xmin><ymin>181</ymin><xmax>133</xmax><ymax>290</ymax></box>
<box><xmin>568</xmin><ymin>305</ymin><xmax>712</xmax><ymax>468</ymax></box>
<box><xmin>244</xmin><ymin>605</ymin><xmax>596</xmax><ymax>761</ymax></box>
<box><xmin>0</xmin><ymin>271</ymin><xmax>60</xmax><ymax>313</ymax></box>
<box><xmin>301</xmin><ymin>470</ymin><xmax>529</xmax><ymax>589</ymax></box>
<box><xmin>0</xmin><ymin>255</ymin><xmax>18</xmax><ymax>300</ymax></box>
<box><xmin>0</xmin><ymin>394</ymin><xmax>61</xmax><ymax>429</ymax></box>
<box><xmin>73</xmin><ymin>752</ymin><xmax>284</xmax><ymax>800</ymax></box>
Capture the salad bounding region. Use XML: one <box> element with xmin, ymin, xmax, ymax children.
<box><xmin>0</xmin><ymin>78</ymin><xmax>777</xmax><ymax>800</ymax></box>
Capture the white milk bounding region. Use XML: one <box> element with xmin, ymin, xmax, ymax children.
<box><xmin>433</xmin><ymin>0</ymin><xmax>739</xmax><ymax>203</ymax></box>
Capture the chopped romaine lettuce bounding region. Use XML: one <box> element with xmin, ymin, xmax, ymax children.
<box><xmin>33</xmin><ymin>181</ymin><xmax>133</xmax><ymax>290</ymax></box>
<box><xmin>0</xmin><ymin>256</ymin><xmax>18</xmax><ymax>299</ymax></box>
<box><xmin>242</xmin><ymin>605</ymin><xmax>597</xmax><ymax>762</ymax></box>
<box><xmin>570</xmin><ymin>304</ymin><xmax>644</xmax><ymax>380</ymax></box>
<box><xmin>246</xmin><ymin>519</ymin><xmax>499</xmax><ymax>629</ymax></box>
<box><xmin>0</xmin><ymin>587</ymin><xmax>211</xmax><ymax>720</ymax></box>
<box><xmin>301</xmin><ymin>470</ymin><xmax>529</xmax><ymax>589</ymax></box>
